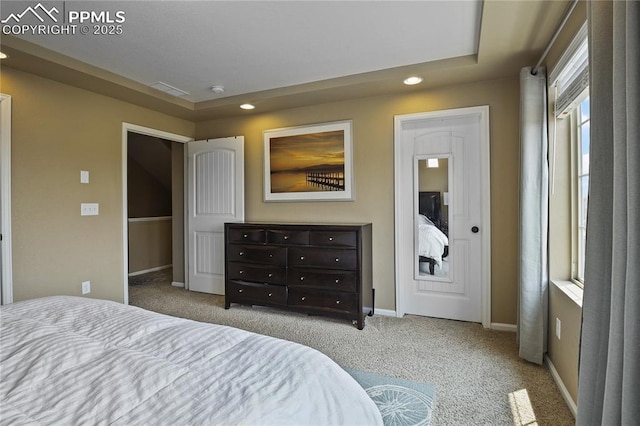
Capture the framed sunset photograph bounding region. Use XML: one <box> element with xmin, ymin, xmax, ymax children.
<box><xmin>263</xmin><ymin>120</ymin><xmax>354</xmax><ymax>202</ymax></box>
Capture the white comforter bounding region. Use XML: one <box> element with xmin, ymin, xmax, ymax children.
<box><xmin>418</xmin><ymin>222</ymin><xmax>449</xmax><ymax>268</ymax></box>
<box><xmin>0</xmin><ymin>296</ymin><xmax>382</xmax><ymax>426</ymax></box>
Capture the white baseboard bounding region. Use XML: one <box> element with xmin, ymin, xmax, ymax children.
<box><xmin>544</xmin><ymin>354</ymin><xmax>577</xmax><ymax>418</ymax></box>
<box><xmin>171</xmin><ymin>281</ymin><xmax>184</xmax><ymax>288</ymax></box>
<box><xmin>374</xmin><ymin>308</ymin><xmax>397</xmax><ymax>317</ymax></box>
<box><xmin>491</xmin><ymin>322</ymin><xmax>517</xmax><ymax>332</ymax></box>
<box><xmin>128</xmin><ymin>264</ymin><xmax>172</xmax><ymax>277</ymax></box>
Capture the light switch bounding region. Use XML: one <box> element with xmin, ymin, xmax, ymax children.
<box><xmin>80</xmin><ymin>170</ymin><xmax>89</xmax><ymax>184</ymax></box>
<box><xmin>81</xmin><ymin>203</ymin><xmax>99</xmax><ymax>216</ymax></box>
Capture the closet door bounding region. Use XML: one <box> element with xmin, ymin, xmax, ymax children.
<box><xmin>395</xmin><ymin>107</ymin><xmax>491</xmax><ymax>326</ymax></box>
<box><xmin>187</xmin><ymin>137</ymin><xmax>244</xmax><ymax>294</ymax></box>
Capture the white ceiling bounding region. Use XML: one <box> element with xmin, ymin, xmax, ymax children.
<box><xmin>9</xmin><ymin>0</ymin><xmax>482</xmax><ymax>103</ymax></box>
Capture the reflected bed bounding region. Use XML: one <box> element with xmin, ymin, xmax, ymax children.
<box><xmin>418</xmin><ymin>191</ymin><xmax>449</xmax><ymax>275</ymax></box>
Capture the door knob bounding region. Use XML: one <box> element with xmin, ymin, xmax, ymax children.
<box><xmin>471</xmin><ymin>226</ymin><xmax>479</xmax><ymax>233</ymax></box>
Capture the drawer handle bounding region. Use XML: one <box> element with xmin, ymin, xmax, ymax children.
<box><xmin>335</xmin><ymin>279</ymin><xmax>340</xmax><ymax>283</ymax></box>
<box><xmin>300</xmin><ymin>276</ymin><xmax>305</xmax><ymax>281</ymax></box>
<box><xmin>243</xmin><ymin>234</ymin><xmax>248</xmax><ymax>238</ymax></box>
<box><xmin>269</xmin><ymin>254</ymin><xmax>273</xmax><ymax>258</ymax></box>
<box><xmin>238</xmin><ymin>289</ymin><xmax>243</xmax><ymax>293</ymax></box>
<box><xmin>300</xmin><ymin>256</ymin><xmax>305</xmax><ymax>260</ymax></box>
<box><xmin>284</xmin><ymin>235</ymin><xmax>289</xmax><ymax>240</ymax></box>
<box><xmin>239</xmin><ymin>270</ymin><xmax>244</xmax><ymax>274</ymax></box>
<box><xmin>268</xmin><ymin>273</ymin><xmax>273</xmax><ymax>277</ymax></box>
<box><xmin>239</xmin><ymin>251</ymin><xmax>244</xmax><ymax>256</ymax></box>
<box><xmin>335</xmin><ymin>258</ymin><xmax>340</xmax><ymax>262</ymax></box>
<box><xmin>268</xmin><ymin>293</ymin><xmax>273</xmax><ymax>297</ymax></box>
<box><xmin>301</xmin><ymin>297</ymin><xmax>306</xmax><ymax>301</ymax></box>
<box><xmin>329</xmin><ymin>237</ymin><xmax>333</xmax><ymax>241</ymax></box>
<box><xmin>336</xmin><ymin>300</ymin><xmax>341</xmax><ymax>304</ymax></box>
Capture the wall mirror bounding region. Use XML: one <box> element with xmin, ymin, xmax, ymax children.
<box><xmin>414</xmin><ymin>155</ymin><xmax>452</xmax><ymax>281</ymax></box>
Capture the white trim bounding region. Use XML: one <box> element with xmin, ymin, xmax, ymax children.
<box><xmin>0</xmin><ymin>94</ymin><xmax>13</xmax><ymax>305</ymax></box>
<box><xmin>491</xmin><ymin>323</ymin><xmax>517</xmax><ymax>332</ymax></box>
<box><xmin>128</xmin><ymin>216</ymin><xmax>172</xmax><ymax>223</ymax></box>
<box><xmin>171</xmin><ymin>281</ymin><xmax>185</xmax><ymax>288</ymax></box>
<box><xmin>551</xmin><ymin>279</ymin><xmax>584</xmax><ymax>308</ymax></box>
<box><xmin>128</xmin><ymin>264</ymin><xmax>172</xmax><ymax>277</ymax></box>
<box><xmin>394</xmin><ymin>106</ymin><xmax>492</xmax><ymax>328</ymax></box>
<box><xmin>374</xmin><ymin>308</ymin><xmax>397</xmax><ymax>317</ymax></box>
<box><xmin>544</xmin><ymin>354</ymin><xmax>578</xmax><ymax>418</ymax></box>
<box><xmin>122</xmin><ymin>123</ymin><xmax>193</xmax><ymax>305</ymax></box>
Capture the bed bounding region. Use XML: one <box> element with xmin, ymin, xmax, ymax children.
<box><xmin>418</xmin><ymin>191</ymin><xmax>449</xmax><ymax>275</ymax></box>
<box><xmin>0</xmin><ymin>296</ymin><xmax>382</xmax><ymax>425</ymax></box>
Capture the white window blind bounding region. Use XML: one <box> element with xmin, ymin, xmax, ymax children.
<box><xmin>550</xmin><ymin>23</ymin><xmax>589</xmax><ymax>118</ymax></box>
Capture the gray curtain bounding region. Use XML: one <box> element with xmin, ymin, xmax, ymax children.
<box><xmin>577</xmin><ymin>1</ymin><xmax>640</xmax><ymax>424</ymax></box>
<box><xmin>518</xmin><ymin>67</ymin><xmax>549</xmax><ymax>365</ymax></box>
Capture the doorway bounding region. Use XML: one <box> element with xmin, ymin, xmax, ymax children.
<box><xmin>0</xmin><ymin>94</ymin><xmax>12</xmax><ymax>305</ymax></box>
<box><xmin>122</xmin><ymin>124</ymin><xmax>192</xmax><ymax>304</ymax></box>
<box><xmin>394</xmin><ymin>106</ymin><xmax>491</xmax><ymax>327</ymax></box>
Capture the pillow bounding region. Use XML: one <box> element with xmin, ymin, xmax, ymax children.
<box><xmin>418</xmin><ymin>214</ymin><xmax>435</xmax><ymax>226</ymax></box>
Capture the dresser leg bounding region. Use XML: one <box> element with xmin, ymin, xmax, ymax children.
<box><xmin>224</xmin><ymin>300</ymin><xmax>230</xmax><ymax>309</ymax></box>
<box><xmin>357</xmin><ymin>316</ymin><xmax>365</xmax><ymax>330</ymax></box>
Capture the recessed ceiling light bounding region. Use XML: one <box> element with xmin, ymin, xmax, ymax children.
<box><xmin>0</xmin><ymin>52</ymin><xmax>8</xmax><ymax>59</ymax></box>
<box><xmin>210</xmin><ymin>85</ymin><xmax>225</xmax><ymax>94</ymax></box>
<box><xmin>403</xmin><ymin>76</ymin><xmax>423</xmax><ymax>85</ymax></box>
<box><xmin>240</xmin><ymin>104</ymin><xmax>255</xmax><ymax>110</ymax></box>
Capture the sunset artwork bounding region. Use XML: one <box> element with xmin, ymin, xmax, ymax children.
<box><xmin>269</xmin><ymin>130</ymin><xmax>345</xmax><ymax>193</ymax></box>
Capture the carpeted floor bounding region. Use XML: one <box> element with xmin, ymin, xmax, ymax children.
<box><xmin>129</xmin><ymin>271</ymin><xmax>574</xmax><ymax>425</ymax></box>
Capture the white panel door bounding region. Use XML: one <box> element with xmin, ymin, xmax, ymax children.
<box><xmin>187</xmin><ymin>137</ymin><xmax>244</xmax><ymax>294</ymax></box>
<box><xmin>395</xmin><ymin>108</ymin><xmax>490</xmax><ymax>324</ymax></box>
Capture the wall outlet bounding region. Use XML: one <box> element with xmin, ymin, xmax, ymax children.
<box><xmin>81</xmin><ymin>203</ymin><xmax>99</xmax><ymax>216</ymax></box>
<box><xmin>82</xmin><ymin>281</ymin><xmax>91</xmax><ymax>295</ymax></box>
<box><xmin>556</xmin><ymin>317</ymin><xmax>561</xmax><ymax>340</ymax></box>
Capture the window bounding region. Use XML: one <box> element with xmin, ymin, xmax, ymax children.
<box><xmin>549</xmin><ymin>22</ymin><xmax>589</xmax><ymax>287</ymax></box>
<box><xmin>575</xmin><ymin>97</ymin><xmax>590</xmax><ymax>283</ymax></box>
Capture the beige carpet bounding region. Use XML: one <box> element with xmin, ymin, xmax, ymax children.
<box><xmin>129</xmin><ymin>272</ymin><xmax>574</xmax><ymax>425</ymax></box>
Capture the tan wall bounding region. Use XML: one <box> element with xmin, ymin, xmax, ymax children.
<box><xmin>4</xmin><ymin>59</ymin><xmax>522</xmax><ymax>322</ymax></box>
<box><xmin>548</xmin><ymin>283</ymin><xmax>581</xmax><ymax>402</ymax></box>
<box><xmin>127</xmin><ymin>156</ymin><xmax>172</xmax><ymax>217</ymax></box>
<box><xmin>2</xmin><ymin>67</ymin><xmax>195</xmax><ymax>302</ymax></box>
<box><xmin>128</xmin><ymin>219</ymin><xmax>172</xmax><ymax>273</ymax></box>
<box><xmin>196</xmin><ymin>77</ymin><xmax>520</xmax><ymax>322</ymax></box>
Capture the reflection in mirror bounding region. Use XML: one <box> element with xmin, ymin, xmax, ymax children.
<box><xmin>416</xmin><ymin>157</ymin><xmax>450</xmax><ymax>279</ymax></box>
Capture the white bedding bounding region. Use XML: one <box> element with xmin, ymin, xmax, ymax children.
<box><xmin>0</xmin><ymin>296</ymin><xmax>382</xmax><ymax>425</ymax></box>
<box><xmin>418</xmin><ymin>216</ymin><xmax>449</xmax><ymax>268</ymax></box>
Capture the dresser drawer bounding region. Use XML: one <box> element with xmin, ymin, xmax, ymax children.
<box><xmin>288</xmin><ymin>268</ymin><xmax>357</xmax><ymax>292</ymax></box>
<box><xmin>288</xmin><ymin>288</ymin><xmax>357</xmax><ymax>314</ymax></box>
<box><xmin>227</xmin><ymin>281</ymin><xmax>287</xmax><ymax>305</ymax></box>
<box><xmin>228</xmin><ymin>263</ymin><xmax>286</xmax><ymax>284</ymax></box>
<box><xmin>227</xmin><ymin>244</ymin><xmax>286</xmax><ymax>266</ymax></box>
<box><xmin>288</xmin><ymin>247</ymin><xmax>357</xmax><ymax>270</ymax></box>
<box><xmin>309</xmin><ymin>231</ymin><xmax>357</xmax><ymax>248</ymax></box>
<box><xmin>267</xmin><ymin>229</ymin><xmax>309</xmax><ymax>245</ymax></box>
<box><xmin>228</xmin><ymin>227</ymin><xmax>266</xmax><ymax>244</ymax></box>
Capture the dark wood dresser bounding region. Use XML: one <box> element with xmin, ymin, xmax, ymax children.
<box><xmin>224</xmin><ymin>222</ymin><xmax>373</xmax><ymax>329</ymax></box>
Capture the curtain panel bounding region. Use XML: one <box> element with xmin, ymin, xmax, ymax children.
<box><xmin>518</xmin><ymin>67</ymin><xmax>549</xmax><ymax>365</ymax></box>
<box><xmin>577</xmin><ymin>1</ymin><xmax>640</xmax><ymax>424</ymax></box>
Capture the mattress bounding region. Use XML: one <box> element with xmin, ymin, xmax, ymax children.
<box><xmin>0</xmin><ymin>296</ymin><xmax>382</xmax><ymax>425</ymax></box>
